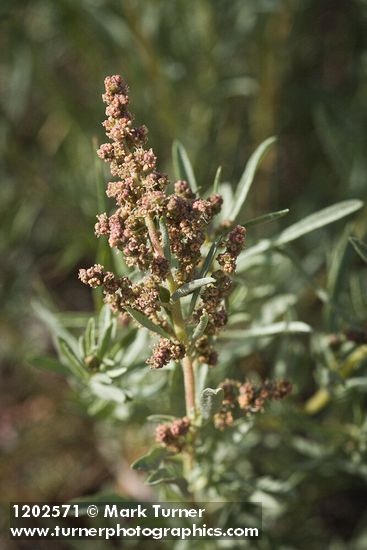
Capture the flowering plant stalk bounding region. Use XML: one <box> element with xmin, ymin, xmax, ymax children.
<box><xmin>79</xmin><ymin>75</ymin><xmax>292</xmax><ymax>469</ymax></box>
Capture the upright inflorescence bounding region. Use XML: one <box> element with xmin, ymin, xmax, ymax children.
<box><xmin>79</xmin><ymin>75</ymin><xmax>246</xmax><ymax>370</ymax></box>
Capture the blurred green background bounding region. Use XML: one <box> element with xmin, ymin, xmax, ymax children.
<box><xmin>1</xmin><ymin>0</ymin><xmax>367</xmax><ymax>547</ymax></box>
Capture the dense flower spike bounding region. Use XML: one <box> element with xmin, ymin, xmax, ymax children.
<box><xmin>79</xmin><ymin>74</ymin><xmax>246</xmax><ymax>372</ymax></box>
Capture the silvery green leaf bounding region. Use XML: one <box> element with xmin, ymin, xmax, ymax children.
<box><xmin>172</xmin><ymin>140</ymin><xmax>198</xmax><ymax>193</ymax></box>
<box><xmin>261</xmin><ymin>294</ymin><xmax>297</xmax><ymax>324</ymax></box>
<box><xmin>213</xmin><ymin>166</ymin><xmax>222</xmax><ymax>194</ymax></box>
<box><xmin>350</xmin><ymin>237</ymin><xmax>367</xmax><ymax>263</ymax></box>
<box><xmin>170</xmin><ymin>362</ymin><xmax>186</xmax><ymax>417</ymax></box>
<box><xmin>90</xmin><ymin>378</ymin><xmax>127</xmax><ymax>403</ymax></box>
<box><xmin>236</xmin><ymin>240</ymin><xmax>273</xmax><ymax>271</ymax></box>
<box><xmin>221</xmin><ymin>321</ymin><xmax>312</xmax><ymax>339</ymax></box>
<box><xmin>125</xmin><ymin>307</ymin><xmax>172</xmax><ymax>339</ymax></box>
<box><xmin>218</xmin><ymin>182</ymin><xmax>235</xmax><ymax>221</ymax></box>
<box><xmin>145</xmin><ymin>468</ymin><xmax>180</xmax><ymax>486</ymax></box>
<box><xmin>192</xmin><ymin>313</ymin><xmax>209</xmax><ymax>341</ymax></box>
<box><xmin>195</xmin><ymin>364</ymin><xmax>208</xmax><ymax>403</ymax></box>
<box><xmin>278</xmin><ymin>247</ymin><xmax>329</xmax><ymax>304</ymax></box>
<box><xmin>244</xmin><ymin>208</ymin><xmax>289</xmax><ymax>228</ymax></box>
<box><xmin>231</xmin><ymin>136</ymin><xmax>276</xmax><ymax>221</ymax></box>
<box><xmin>28</xmin><ymin>355</ymin><xmax>70</xmax><ymax>377</ymax></box>
<box><xmin>123</xmin><ymin>330</ymin><xmax>150</xmax><ymax>366</ymax></box>
<box><xmin>158</xmin><ymin>285</ymin><xmax>171</xmax><ymax>304</ymax></box>
<box><xmin>159</xmin><ymin>217</ymin><xmax>172</xmax><ymax>265</ymax></box>
<box><xmin>275</xmin><ymin>200</ymin><xmax>363</xmax><ymax>245</ymax></box>
<box><xmin>106</xmin><ymin>366</ymin><xmax>128</xmax><ymax>379</ymax></box>
<box><xmin>171</xmin><ymin>277</ymin><xmax>215</xmax><ymax>302</ymax></box>
<box><xmin>147</xmin><ymin>415</ymin><xmax>176</xmax><ymax>423</ymax></box>
<box><xmin>131</xmin><ymin>446</ymin><xmax>168</xmax><ymax>471</ymax></box>
<box><xmin>58</xmin><ymin>338</ymin><xmax>88</xmax><ymax>380</ymax></box>
<box><xmin>98</xmin><ymin>323</ymin><xmax>114</xmax><ymax>359</ymax></box>
<box><xmin>98</xmin><ymin>305</ymin><xmax>112</xmax><ymax>344</ymax></box>
<box><xmin>200</xmin><ymin>388</ymin><xmax>224</xmax><ymax>421</ymax></box>
<box><xmin>189</xmin><ymin>242</ymin><xmax>220</xmax><ymax>313</ymax></box>
<box><xmin>85</xmin><ymin>317</ymin><xmax>96</xmax><ymax>355</ymax></box>
<box><xmin>33</xmin><ymin>301</ymin><xmax>78</xmax><ymax>354</ymax></box>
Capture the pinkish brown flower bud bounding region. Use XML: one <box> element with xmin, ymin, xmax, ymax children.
<box><xmin>78</xmin><ymin>264</ymin><xmax>105</xmax><ymax>288</ymax></box>
<box><xmin>95</xmin><ymin>213</ymin><xmax>110</xmax><ymax>237</ymax></box>
<box><xmin>147</xmin><ymin>338</ymin><xmax>185</xmax><ymax>369</ymax></box>
<box><xmin>170</xmin><ymin>417</ymin><xmax>190</xmax><ymax>437</ymax></box>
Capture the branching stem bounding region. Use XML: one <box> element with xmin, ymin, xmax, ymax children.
<box><xmin>145</xmin><ymin>213</ymin><xmax>196</xmax><ymax>417</ymax></box>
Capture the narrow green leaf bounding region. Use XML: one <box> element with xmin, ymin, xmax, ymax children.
<box><xmin>90</xmin><ymin>380</ymin><xmax>127</xmax><ymax>403</ymax></box>
<box><xmin>213</xmin><ymin>166</ymin><xmax>222</xmax><ymax>194</ymax></box>
<box><xmin>145</xmin><ymin>468</ymin><xmax>180</xmax><ymax>486</ymax></box>
<box><xmin>98</xmin><ymin>323</ymin><xmax>114</xmax><ymax>359</ymax></box>
<box><xmin>275</xmin><ymin>200</ymin><xmax>363</xmax><ymax>246</ymax></box>
<box><xmin>98</xmin><ymin>305</ymin><xmax>112</xmax><ymax>345</ymax></box>
<box><xmin>58</xmin><ymin>338</ymin><xmax>88</xmax><ymax>380</ymax></box>
<box><xmin>131</xmin><ymin>447</ymin><xmax>168</xmax><ymax>471</ymax></box>
<box><xmin>195</xmin><ymin>364</ymin><xmax>208</xmax><ymax>403</ymax></box>
<box><xmin>171</xmin><ymin>277</ymin><xmax>215</xmax><ymax>302</ymax></box>
<box><xmin>219</xmin><ymin>183</ymin><xmax>235</xmax><ymax>221</ymax></box>
<box><xmin>221</xmin><ymin>321</ymin><xmax>312</xmax><ymax>339</ymax></box>
<box><xmin>279</xmin><ymin>247</ymin><xmax>354</xmax><ymax>325</ymax></box>
<box><xmin>236</xmin><ymin>240</ymin><xmax>273</xmax><ymax>271</ymax></box>
<box><xmin>123</xmin><ymin>330</ymin><xmax>150</xmax><ymax>366</ymax></box>
<box><xmin>33</xmin><ymin>302</ymin><xmax>78</xmax><ymax>353</ymax></box>
<box><xmin>189</xmin><ymin>241</ymin><xmax>220</xmax><ymax>314</ymax></box>
<box><xmin>243</xmin><ymin>208</ymin><xmax>290</xmax><ymax>228</ymax></box>
<box><xmin>172</xmin><ymin>140</ymin><xmax>198</xmax><ymax>193</ymax></box>
<box><xmin>147</xmin><ymin>415</ymin><xmax>176</xmax><ymax>423</ymax></box>
<box><xmin>277</xmin><ymin>247</ymin><xmax>329</xmax><ymax>303</ymax></box>
<box><xmin>231</xmin><ymin>136</ymin><xmax>276</xmax><ymax>221</ymax></box>
<box><xmin>170</xmin><ymin>362</ymin><xmax>186</xmax><ymax>417</ymax></box>
<box><xmin>158</xmin><ymin>285</ymin><xmax>171</xmax><ymax>304</ymax></box>
<box><xmin>106</xmin><ymin>366</ymin><xmax>128</xmax><ymax>378</ymax></box>
<box><xmin>192</xmin><ymin>313</ymin><xmax>209</xmax><ymax>341</ymax></box>
<box><xmin>28</xmin><ymin>355</ymin><xmax>70</xmax><ymax>377</ymax></box>
<box><xmin>85</xmin><ymin>318</ymin><xmax>96</xmax><ymax>355</ymax></box>
<box><xmin>350</xmin><ymin>237</ymin><xmax>367</xmax><ymax>263</ymax></box>
<box><xmin>200</xmin><ymin>388</ymin><xmax>224</xmax><ymax>420</ymax></box>
<box><xmin>326</xmin><ymin>226</ymin><xmax>353</xmax><ymax>330</ymax></box>
<box><xmin>159</xmin><ymin>217</ymin><xmax>172</xmax><ymax>265</ymax></box>
<box><xmin>125</xmin><ymin>307</ymin><xmax>172</xmax><ymax>339</ymax></box>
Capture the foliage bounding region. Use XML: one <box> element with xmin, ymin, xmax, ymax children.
<box><xmin>36</xmin><ymin>135</ymin><xmax>366</xmax><ymax>548</ymax></box>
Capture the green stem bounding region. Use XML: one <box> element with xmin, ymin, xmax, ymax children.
<box><xmin>182</xmin><ymin>354</ymin><xmax>196</xmax><ymax>417</ymax></box>
<box><xmin>145</xmin><ymin>213</ymin><xmax>196</xmax><ymax>417</ymax></box>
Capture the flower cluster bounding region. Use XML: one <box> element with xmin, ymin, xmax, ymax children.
<box><xmin>218</xmin><ymin>226</ymin><xmax>246</xmax><ymax>273</ymax></box>
<box><xmin>155</xmin><ymin>417</ymin><xmax>191</xmax><ymax>453</ymax></box>
<box><xmin>147</xmin><ymin>338</ymin><xmax>185</xmax><ymax>369</ymax></box>
<box><xmin>79</xmin><ymin>75</ymin><xmax>246</xmax><ymax>370</ymax></box>
<box><xmin>214</xmin><ymin>378</ymin><xmax>292</xmax><ymax>429</ymax></box>
<box><xmin>79</xmin><ymin>264</ymin><xmax>166</xmax><ymax>329</ymax></box>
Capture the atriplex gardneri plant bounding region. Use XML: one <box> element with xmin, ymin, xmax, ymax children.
<box><xmin>34</xmin><ymin>75</ymin><xmax>364</xmax><ymax>498</ymax></box>
<box><xmin>75</xmin><ymin>75</ymin><xmax>363</xmax><ymax>482</ymax></box>
<box><xmin>78</xmin><ymin>76</ymin><xmax>293</xmax><ymax>463</ymax></box>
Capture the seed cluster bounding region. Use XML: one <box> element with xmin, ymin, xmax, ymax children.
<box><xmin>79</xmin><ymin>75</ymin><xmax>246</xmax><ymax>369</ymax></box>
<box><xmin>155</xmin><ymin>417</ymin><xmax>191</xmax><ymax>453</ymax></box>
<box><xmin>147</xmin><ymin>338</ymin><xmax>185</xmax><ymax>370</ymax></box>
<box><xmin>214</xmin><ymin>378</ymin><xmax>292</xmax><ymax>429</ymax></box>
